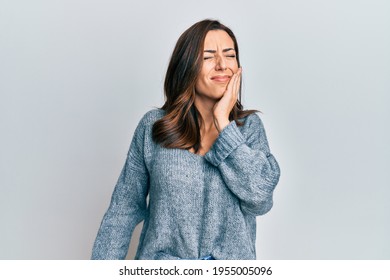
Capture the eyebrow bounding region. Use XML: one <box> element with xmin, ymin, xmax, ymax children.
<box><xmin>204</xmin><ymin>48</ymin><xmax>235</xmax><ymax>53</ymax></box>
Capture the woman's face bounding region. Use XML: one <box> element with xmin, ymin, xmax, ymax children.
<box><xmin>195</xmin><ymin>30</ymin><xmax>239</xmax><ymax>101</ymax></box>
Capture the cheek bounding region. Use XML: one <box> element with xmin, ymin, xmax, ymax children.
<box><xmin>195</xmin><ymin>69</ymin><xmax>210</xmax><ymax>91</ymax></box>
<box><xmin>195</xmin><ymin>77</ymin><xmax>207</xmax><ymax>95</ymax></box>
<box><xmin>229</xmin><ymin>61</ymin><xmax>239</xmax><ymax>72</ymax></box>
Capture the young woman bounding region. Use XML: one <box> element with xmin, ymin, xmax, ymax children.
<box><xmin>91</xmin><ymin>19</ymin><xmax>280</xmax><ymax>260</ymax></box>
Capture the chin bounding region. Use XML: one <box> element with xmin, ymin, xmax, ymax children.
<box><xmin>215</xmin><ymin>93</ymin><xmax>225</xmax><ymax>100</ymax></box>
<box><xmin>205</xmin><ymin>91</ymin><xmax>224</xmax><ymax>101</ymax></box>
<box><xmin>195</xmin><ymin>86</ymin><xmax>227</xmax><ymax>101</ymax></box>
<box><xmin>215</xmin><ymin>89</ymin><xmax>227</xmax><ymax>99</ymax></box>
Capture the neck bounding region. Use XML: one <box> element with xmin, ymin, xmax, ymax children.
<box><xmin>194</xmin><ymin>96</ymin><xmax>217</xmax><ymax>134</ymax></box>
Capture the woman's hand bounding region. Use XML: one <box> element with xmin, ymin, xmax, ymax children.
<box><xmin>213</xmin><ymin>67</ymin><xmax>242</xmax><ymax>132</ymax></box>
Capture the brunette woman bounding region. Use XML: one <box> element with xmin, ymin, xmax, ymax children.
<box><xmin>92</xmin><ymin>19</ymin><xmax>280</xmax><ymax>260</ymax></box>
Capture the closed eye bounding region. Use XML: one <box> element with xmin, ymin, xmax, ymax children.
<box><xmin>204</xmin><ymin>55</ymin><xmax>235</xmax><ymax>60</ymax></box>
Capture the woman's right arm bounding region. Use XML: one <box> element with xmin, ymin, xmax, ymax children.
<box><xmin>91</xmin><ymin>117</ymin><xmax>150</xmax><ymax>260</ymax></box>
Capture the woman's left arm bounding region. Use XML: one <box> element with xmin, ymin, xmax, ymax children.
<box><xmin>204</xmin><ymin>114</ymin><xmax>281</xmax><ymax>216</ymax></box>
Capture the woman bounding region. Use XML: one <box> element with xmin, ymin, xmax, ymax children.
<box><xmin>91</xmin><ymin>19</ymin><xmax>280</xmax><ymax>260</ymax></box>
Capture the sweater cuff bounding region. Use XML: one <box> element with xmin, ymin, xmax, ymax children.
<box><xmin>205</xmin><ymin>121</ymin><xmax>245</xmax><ymax>166</ymax></box>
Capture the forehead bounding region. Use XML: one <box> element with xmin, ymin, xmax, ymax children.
<box><xmin>203</xmin><ymin>30</ymin><xmax>234</xmax><ymax>49</ymax></box>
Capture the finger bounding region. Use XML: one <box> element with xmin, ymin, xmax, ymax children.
<box><xmin>232</xmin><ymin>69</ymin><xmax>241</xmax><ymax>99</ymax></box>
<box><xmin>228</xmin><ymin>73</ymin><xmax>238</xmax><ymax>101</ymax></box>
<box><xmin>226</xmin><ymin>72</ymin><xmax>236</xmax><ymax>93</ymax></box>
<box><xmin>236</xmin><ymin>69</ymin><xmax>242</xmax><ymax>95</ymax></box>
<box><xmin>233</xmin><ymin>74</ymin><xmax>239</xmax><ymax>99</ymax></box>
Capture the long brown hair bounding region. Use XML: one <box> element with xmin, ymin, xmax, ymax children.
<box><xmin>152</xmin><ymin>19</ymin><xmax>257</xmax><ymax>153</ymax></box>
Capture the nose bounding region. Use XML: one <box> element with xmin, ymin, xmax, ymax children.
<box><xmin>215</xmin><ymin>55</ymin><xmax>227</xmax><ymax>71</ymax></box>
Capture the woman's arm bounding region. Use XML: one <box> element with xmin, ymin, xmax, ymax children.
<box><xmin>91</xmin><ymin>116</ymin><xmax>150</xmax><ymax>260</ymax></box>
<box><xmin>205</xmin><ymin>113</ymin><xmax>280</xmax><ymax>216</ymax></box>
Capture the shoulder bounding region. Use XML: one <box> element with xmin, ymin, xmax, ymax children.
<box><xmin>138</xmin><ymin>108</ymin><xmax>165</xmax><ymax>125</ymax></box>
<box><xmin>128</xmin><ymin>109</ymin><xmax>164</xmax><ymax>158</ymax></box>
<box><xmin>135</xmin><ymin>108</ymin><xmax>165</xmax><ymax>131</ymax></box>
<box><xmin>131</xmin><ymin>109</ymin><xmax>165</xmax><ymax>142</ymax></box>
<box><xmin>238</xmin><ymin>112</ymin><xmax>271</xmax><ymax>149</ymax></box>
<box><xmin>237</xmin><ymin>112</ymin><xmax>268</xmax><ymax>145</ymax></box>
<box><xmin>240</xmin><ymin>112</ymin><xmax>265</xmax><ymax>131</ymax></box>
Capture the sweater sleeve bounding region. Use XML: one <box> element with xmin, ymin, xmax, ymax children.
<box><xmin>204</xmin><ymin>114</ymin><xmax>280</xmax><ymax>216</ymax></box>
<box><xmin>91</xmin><ymin>117</ymin><xmax>149</xmax><ymax>260</ymax></box>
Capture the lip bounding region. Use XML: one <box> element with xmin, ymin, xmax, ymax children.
<box><xmin>210</xmin><ymin>75</ymin><xmax>231</xmax><ymax>83</ymax></box>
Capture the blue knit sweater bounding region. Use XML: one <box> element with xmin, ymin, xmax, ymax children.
<box><xmin>91</xmin><ymin>109</ymin><xmax>280</xmax><ymax>260</ymax></box>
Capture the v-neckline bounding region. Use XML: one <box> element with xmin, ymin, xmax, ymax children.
<box><xmin>184</xmin><ymin>148</ymin><xmax>207</xmax><ymax>160</ymax></box>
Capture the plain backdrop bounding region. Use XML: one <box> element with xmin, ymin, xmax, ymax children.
<box><xmin>1</xmin><ymin>0</ymin><xmax>389</xmax><ymax>259</ymax></box>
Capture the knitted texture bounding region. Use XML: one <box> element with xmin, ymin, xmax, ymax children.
<box><xmin>91</xmin><ymin>109</ymin><xmax>280</xmax><ymax>260</ymax></box>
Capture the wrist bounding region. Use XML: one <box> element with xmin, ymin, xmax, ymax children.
<box><xmin>213</xmin><ymin>117</ymin><xmax>230</xmax><ymax>133</ymax></box>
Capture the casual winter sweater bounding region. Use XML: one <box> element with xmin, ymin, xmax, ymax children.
<box><xmin>91</xmin><ymin>109</ymin><xmax>280</xmax><ymax>260</ymax></box>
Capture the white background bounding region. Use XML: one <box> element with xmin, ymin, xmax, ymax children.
<box><xmin>1</xmin><ymin>0</ymin><xmax>389</xmax><ymax>259</ymax></box>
